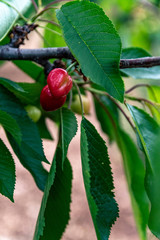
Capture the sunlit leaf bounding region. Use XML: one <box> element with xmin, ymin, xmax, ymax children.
<box><xmin>57</xmin><ymin>1</ymin><xmax>124</xmax><ymax>102</ymax></box>
<box><xmin>0</xmin><ymin>0</ymin><xmax>31</xmax><ymax>41</ymax></box>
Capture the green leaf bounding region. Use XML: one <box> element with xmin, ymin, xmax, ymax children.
<box><xmin>94</xmin><ymin>95</ymin><xmax>119</xmax><ymax>142</ymax></box>
<box><xmin>14</xmin><ymin>82</ymin><xmax>44</xmax><ymax>105</ymax></box>
<box><xmin>44</xmin><ymin>22</ymin><xmax>66</xmax><ymax>48</ymax></box>
<box><xmin>0</xmin><ymin>85</ymin><xmax>48</xmax><ymax>191</ymax></box>
<box><xmin>0</xmin><ymin>78</ymin><xmax>44</xmax><ymax>105</ymax></box>
<box><xmin>37</xmin><ymin>117</ymin><xmax>53</xmax><ymax>140</ymax></box>
<box><xmin>121</xmin><ymin>47</ymin><xmax>160</xmax><ymax>79</ymax></box>
<box><xmin>0</xmin><ymin>109</ymin><xmax>21</xmax><ymax>145</ymax></box>
<box><xmin>0</xmin><ymin>138</ymin><xmax>15</xmax><ymax>202</ymax></box>
<box><xmin>118</xmin><ymin>130</ymin><xmax>149</xmax><ymax>240</ymax></box>
<box><xmin>34</xmin><ymin>147</ymin><xmax>72</xmax><ymax>240</ymax></box>
<box><xmin>0</xmin><ymin>77</ymin><xmax>25</xmax><ymax>93</ymax></box>
<box><xmin>127</xmin><ymin>104</ymin><xmax>160</xmax><ymax>238</ymax></box>
<box><xmin>81</xmin><ymin>117</ymin><xmax>119</xmax><ymax>239</ymax></box>
<box><xmin>56</xmin><ymin>1</ymin><xmax>124</xmax><ymax>102</ymax></box>
<box><xmin>60</xmin><ymin>108</ymin><xmax>78</xmax><ymax>164</ymax></box>
<box><xmin>93</xmin><ymin>93</ymin><xmax>149</xmax><ymax>239</ymax></box>
<box><xmin>0</xmin><ymin>0</ymin><xmax>31</xmax><ymax>41</ymax></box>
<box><xmin>93</xmin><ymin>94</ymin><xmax>149</xmax><ymax>239</ymax></box>
<box><xmin>13</xmin><ymin>61</ymin><xmax>45</xmax><ymax>83</ymax></box>
<box><xmin>147</xmin><ymin>85</ymin><xmax>160</xmax><ymax>122</ymax></box>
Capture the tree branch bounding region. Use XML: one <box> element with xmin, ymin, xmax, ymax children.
<box><xmin>120</xmin><ymin>57</ymin><xmax>160</xmax><ymax>68</ymax></box>
<box><xmin>0</xmin><ymin>46</ymin><xmax>74</xmax><ymax>61</ymax></box>
<box><xmin>1</xmin><ymin>45</ymin><xmax>160</xmax><ymax>69</ymax></box>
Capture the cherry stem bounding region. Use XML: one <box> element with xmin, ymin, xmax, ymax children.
<box><xmin>68</xmin><ymin>90</ymin><xmax>73</xmax><ymax>109</ymax></box>
<box><xmin>66</xmin><ymin>62</ymin><xmax>77</xmax><ymax>73</ymax></box>
<box><xmin>73</xmin><ymin>82</ymin><xmax>84</xmax><ymax>115</ymax></box>
<box><xmin>125</xmin><ymin>95</ymin><xmax>159</xmax><ymax>109</ymax></box>
<box><xmin>125</xmin><ymin>84</ymin><xmax>150</xmax><ymax>94</ymax></box>
<box><xmin>38</xmin><ymin>25</ymin><xmax>62</xmax><ymax>36</ymax></box>
<box><xmin>37</xmin><ymin>19</ymin><xmax>60</xmax><ymax>27</ymax></box>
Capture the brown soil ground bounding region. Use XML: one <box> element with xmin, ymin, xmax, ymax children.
<box><xmin>0</xmin><ymin>33</ymin><xmax>146</xmax><ymax>240</ymax></box>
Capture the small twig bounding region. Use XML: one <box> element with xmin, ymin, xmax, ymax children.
<box><xmin>125</xmin><ymin>95</ymin><xmax>158</xmax><ymax>108</ymax></box>
<box><xmin>120</xmin><ymin>57</ymin><xmax>160</xmax><ymax>68</ymax></box>
<box><xmin>37</xmin><ymin>18</ymin><xmax>60</xmax><ymax>27</ymax></box>
<box><xmin>73</xmin><ymin>82</ymin><xmax>84</xmax><ymax>115</ymax></box>
<box><xmin>93</xmin><ymin>93</ymin><xmax>118</xmax><ymax>131</ymax></box>
<box><xmin>125</xmin><ymin>84</ymin><xmax>150</xmax><ymax>94</ymax></box>
<box><xmin>66</xmin><ymin>61</ymin><xmax>77</xmax><ymax>72</ymax></box>
<box><xmin>107</xmin><ymin>95</ymin><xmax>135</xmax><ymax>131</ymax></box>
<box><xmin>84</xmin><ymin>87</ymin><xmax>135</xmax><ymax>130</ymax></box>
<box><xmin>38</xmin><ymin>25</ymin><xmax>62</xmax><ymax>36</ymax></box>
<box><xmin>68</xmin><ymin>90</ymin><xmax>73</xmax><ymax>109</ymax></box>
<box><xmin>31</xmin><ymin>0</ymin><xmax>38</xmax><ymax>12</ymax></box>
<box><xmin>32</xmin><ymin>7</ymin><xmax>58</xmax><ymax>21</ymax></box>
<box><xmin>44</xmin><ymin>0</ymin><xmax>72</xmax><ymax>10</ymax></box>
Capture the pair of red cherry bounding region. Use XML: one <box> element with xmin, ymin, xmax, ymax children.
<box><xmin>40</xmin><ymin>68</ymin><xmax>72</xmax><ymax>111</ymax></box>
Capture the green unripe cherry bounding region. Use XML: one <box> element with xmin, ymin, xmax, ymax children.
<box><xmin>25</xmin><ymin>105</ymin><xmax>41</xmax><ymax>122</ymax></box>
<box><xmin>71</xmin><ymin>94</ymin><xmax>90</xmax><ymax>115</ymax></box>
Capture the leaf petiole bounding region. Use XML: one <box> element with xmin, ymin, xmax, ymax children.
<box><xmin>37</xmin><ymin>25</ymin><xmax>62</xmax><ymax>36</ymax></box>
<box><xmin>73</xmin><ymin>81</ymin><xmax>84</xmax><ymax>115</ymax></box>
<box><xmin>66</xmin><ymin>62</ymin><xmax>77</xmax><ymax>73</ymax></box>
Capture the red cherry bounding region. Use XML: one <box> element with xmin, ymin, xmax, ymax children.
<box><xmin>40</xmin><ymin>85</ymin><xmax>66</xmax><ymax>111</ymax></box>
<box><xmin>47</xmin><ymin>68</ymin><xmax>72</xmax><ymax>98</ymax></box>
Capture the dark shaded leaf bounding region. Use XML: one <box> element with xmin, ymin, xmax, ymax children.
<box><xmin>34</xmin><ymin>147</ymin><xmax>72</xmax><ymax>240</ymax></box>
<box><xmin>127</xmin><ymin>104</ymin><xmax>160</xmax><ymax>238</ymax></box>
<box><xmin>81</xmin><ymin>117</ymin><xmax>119</xmax><ymax>239</ymax></box>
<box><xmin>0</xmin><ymin>86</ymin><xmax>48</xmax><ymax>191</ymax></box>
<box><xmin>60</xmin><ymin>108</ymin><xmax>77</xmax><ymax>164</ymax></box>
<box><xmin>13</xmin><ymin>61</ymin><xmax>45</xmax><ymax>83</ymax></box>
<box><xmin>0</xmin><ymin>138</ymin><xmax>15</xmax><ymax>202</ymax></box>
<box><xmin>14</xmin><ymin>82</ymin><xmax>44</xmax><ymax>105</ymax></box>
<box><xmin>37</xmin><ymin>117</ymin><xmax>53</xmax><ymax>140</ymax></box>
<box><xmin>0</xmin><ymin>77</ymin><xmax>25</xmax><ymax>93</ymax></box>
<box><xmin>118</xmin><ymin>130</ymin><xmax>149</xmax><ymax>240</ymax></box>
<box><xmin>0</xmin><ymin>109</ymin><xmax>21</xmax><ymax>145</ymax></box>
<box><xmin>94</xmin><ymin>95</ymin><xmax>118</xmax><ymax>142</ymax></box>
